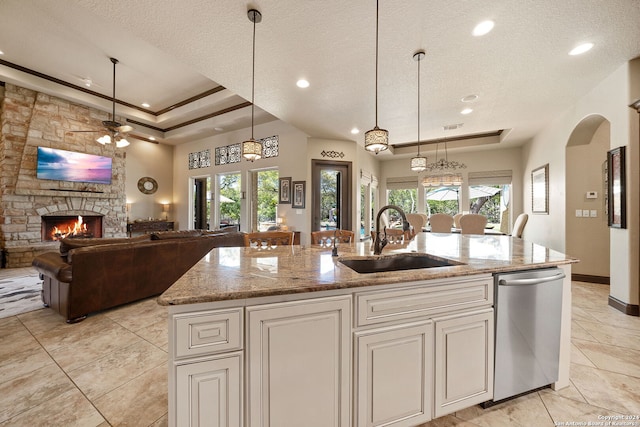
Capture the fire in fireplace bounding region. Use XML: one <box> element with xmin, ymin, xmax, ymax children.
<box><xmin>41</xmin><ymin>215</ymin><xmax>103</xmax><ymax>241</ymax></box>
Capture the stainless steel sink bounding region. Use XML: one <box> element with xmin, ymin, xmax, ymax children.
<box><xmin>339</xmin><ymin>253</ymin><xmax>463</xmax><ymax>274</ymax></box>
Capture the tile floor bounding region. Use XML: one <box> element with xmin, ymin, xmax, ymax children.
<box><xmin>0</xmin><ymin>268</ymin><xmax>639</xmax><ymax>426</ymax></box>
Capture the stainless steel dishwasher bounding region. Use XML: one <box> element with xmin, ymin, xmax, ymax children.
<box><xmin>491</xmin><ymin>268</ymin><xmax>565</xmax><ymax>402</ymax></box>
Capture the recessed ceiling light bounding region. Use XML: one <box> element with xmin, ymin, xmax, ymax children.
<box><xmin>569</xmin><ymin>43</ymin><xmax>594</xmax><ymax>56</ymax></box>
<box><xmin>351</xmin><ymin>128</ymin><xmax>360</xmax><ymax>134</ymax></box>
<box><xmin>461</xmin><ymin>94</ymin><xmax>478</xmax><ymax>103</ymax></box>
<box><xmin>149</xmin><ymin>136</ymin><xmax>156</xmax><ymax>141</ymax></box>
<box><xmin>473</xmin><ymin>20</ymin><xmax>494</xmax><ymax>36</ymax></box>
<box><xmin>141</xmin><ymin>102</ymin><xmax>150</xmax><ymax>108</ymax></box>
<box><xmin>0</xmin><ymin>50</ymin><xmax>4</xmax><ymax>55</ymax></box>
<box><xmin>296</xmin><ymin>79</ymin><xmax>310</xmax><ymax>88</ymax></box>
<box><xmin>214</xmin><ymin>127</ymin><xmax>224</xmax><ymax>131</ymax></box>
<box><xmin>461</xmin><ymin>108</ymin><xmax>473</xmax><ymax>115</ymax></box>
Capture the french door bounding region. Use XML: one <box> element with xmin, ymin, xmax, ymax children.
<box><xmin>311</xmin><ymin>160</ymin><xmax>352</xmax><ymax>232</ymax></box>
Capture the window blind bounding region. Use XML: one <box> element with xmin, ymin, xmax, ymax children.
<box><xmin>468</xmin><ymin>170</ymin><xmax>512</xmax><ymax>185</ymax></box>
<box><xmin>386</xmin><ymin>176</ymin><xmax>419</xmax><ymax>190</ymax></box>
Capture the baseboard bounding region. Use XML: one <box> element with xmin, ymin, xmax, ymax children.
<box><xmin>608</xmin><ymin>295</ymin><xmax>640</xmax><ymax>316</ymax></box>
<box><xmin>571</xmin><ymin>274</ymin><xmax>609</xmax><ymax>284</ymax></box>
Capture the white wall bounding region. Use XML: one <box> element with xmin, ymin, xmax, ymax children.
<box><xmin>172</xmin><ymin>120</ymin><xmax>309</xmax><ymax>235</ymax></box>
<box><xmin>125</xmin><ymin>140</ymin><xmax>174</xmax><ymax>221</ymax></box>
<box><xmin>523</xmin><ymin>59</ymin><xmax>639</xmax><ymax>306</ymax></box>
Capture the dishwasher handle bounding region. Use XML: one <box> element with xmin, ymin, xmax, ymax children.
<box><xmin>498</xmin><ymin>271</ymin><xmax>566</xmax><ymax>287</ymax></box>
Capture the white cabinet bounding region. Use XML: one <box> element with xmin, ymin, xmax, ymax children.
<box><xmin>168</xmin><ymin>275</ymin><xmax>495</xmax><ymax>427</ymax></box>
<box><xmin>354</xmin><ymin>321</ymin><xmax>433</xmax><ymax>427</ymax></box>
<box><xmin>175</xmin><ymin>352</ymin><xmax>243</xmax><ymax>427</ymax></box>
<box><xmin>170</xmin><ymin>308</ymin><xmax>245</xmax><ymax>427</ymax></box>
<box><xmin>433</xmin><ymin>308</ymin><xmax>494</xmax><ymax>418</ymax></box>
<box><xmin>246</xmin><ymin>296</ymin><xmax>352</xmax><ymax>427</ymax></box>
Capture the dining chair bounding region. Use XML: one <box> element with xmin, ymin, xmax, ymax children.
<box><xmin>429</xmin><ymin>213</ymin><xmax>454</xmax><ymax>233</ymax></box>
<box><xmin>406</xmin><ymin>213</ymin><xmax>426</xmax><ymax>234</ymax></box>
<box><xmin>370</xmin><ymin>228</ymin><xmax>407</xmax><ymax>244</ymax></box>
<box><xmin>311</xmin><ymin>229</ymin><xmax>355</xmax><ymax>247</ymax></box>
<box><xmin>243</xmin><ymin>231</ymin><xmax>294</xmax><ymax>248</ymax></box>
<box><xmin>453</xmin><ymin>213</ymin><xmax>463</xmax><ymax>229</ymax></box>
<box><xmin>383</xmin><ymin>228</ymin><xmax>407</xmax><ymax>244</ymax></box>
<box><xmin>511</xmin><ymin>213</ymin><xmax>529</xmax><ymax>238</ymax></box>
<box><xmin>459</xmin><ymin>214</ymin><xmax>488</xmax><ymax>235</ymax></box>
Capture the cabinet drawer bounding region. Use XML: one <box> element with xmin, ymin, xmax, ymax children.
<box><xmin>173</xmin><ymin>308</ymin><xmax>243</xmax><ymax>359</ymax></box>
<box><xmin>355</xmin><ymin>275</ymin><xmax>492</xmax><ymax>327</ymax></box>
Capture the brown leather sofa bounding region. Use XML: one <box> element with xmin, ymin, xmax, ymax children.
<box><xmin>32</xmin><ymin>230</ymin><xmax>246</xmax><ymax>322</ymax></box>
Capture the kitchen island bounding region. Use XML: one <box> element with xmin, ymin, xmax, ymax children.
<box><xmin>159</xmin><ymin>233</ymin><xmax>577</xmax><ymax>427</ymax></box>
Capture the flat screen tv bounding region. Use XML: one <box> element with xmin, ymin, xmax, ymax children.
<box><xmin>36</xmin><ymin>147</ymin><xmax>113</xmax><ymax>185</ymax></box>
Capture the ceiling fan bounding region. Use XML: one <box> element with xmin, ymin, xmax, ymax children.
<box><xmin>68</xmin><ymin>57</ymin><xmax>133</xmax><ymax>148</ymax></box>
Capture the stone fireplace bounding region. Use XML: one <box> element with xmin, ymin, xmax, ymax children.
<box><xmin>0</xmin><ymin>83</ymin><xmax>128</xmax><ymax>267</ymax></box>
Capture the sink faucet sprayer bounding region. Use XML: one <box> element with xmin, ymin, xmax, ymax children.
<box><xmin>331</xmin><ymin>229</ymin><xmax>339</xmax><ymax>257</ymax></box>
<box><xmin>373</xmin><ymin>205</ymin><xmax>411</xmax><ymax>255</ymax></box>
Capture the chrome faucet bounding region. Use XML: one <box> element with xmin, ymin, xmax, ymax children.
<box><xmin>373</xmin><ymin>205</ymin><xmax>411</xmax><ymax>255</ymax></box>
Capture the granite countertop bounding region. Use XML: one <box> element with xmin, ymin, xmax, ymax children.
<box><xmin>158</xmin><ymin>233</ymin><xmax>578</xmax><ymax>306</ymax></box>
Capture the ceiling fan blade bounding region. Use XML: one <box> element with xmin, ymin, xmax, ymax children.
<box><xmin>116</xmin><ymin>124</ymin><xmax>134</xmax><ymax>133</ymax></box>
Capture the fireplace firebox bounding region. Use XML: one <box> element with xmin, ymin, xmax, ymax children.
<box><xmin>41</xmin><ymin>215</ymin><xmax>103</xmax><ymax>241</ymax></box>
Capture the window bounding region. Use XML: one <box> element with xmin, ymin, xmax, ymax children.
<box><xmin>360</xmin><ymin>171</ymin><xmax>378</xmax><ymax>240</ymax></box>
<box><xmin>468</xmin><ymin>170</ymin><xmax>512</xmax><ymax>233</ymax></box>
<box><xmin>217</xmin><ymin>173</ymin><xmax>241</xmax><ymax>229</ymax></box>
<box><xmin>251</xmin><ymin>169</ymin><xmax>279</xmax><ymax>231</ymax></box>
<box><xmin>387</xmin><ymin>188</ymin><xmax>418</xmax><ymax>214</ymax></box>
<box><xmin>386</xmin><ymin>176</ymin><xmax>418</xmax><ymax>226</ymax></box>
<box><xmin>425</xmin><ymin>186</ymin><xmax>460</xmax><ymax>216</ymax></box>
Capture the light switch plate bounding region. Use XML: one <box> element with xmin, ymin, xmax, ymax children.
<box><xmin>575</xmin><ymin>209</ymin><xmax>582</xmax><ymax>217</ymax></box>
<box><xmin>590</xmin><ymin>210</ymin><xmax>597</xmax><ymax>217</ymax></box>
<box><xmin>582</xmin><ymin>209</ymin><xmax>590</xmax><ymax>217</ymax></box>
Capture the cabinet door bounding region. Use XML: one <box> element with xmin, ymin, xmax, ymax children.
<box><xmin>247</xmin><ymin>296</ymin><xmax>351</xmax><ymax>427</ymax></box>
<box><xmin>354</xmin><ymin>321</ymin><xmax>433</xmax><ymax>427</ymax></box>
<box><xmin>434</xmin><ymin>309</ymin><xmax>494</xmax><ymax>418</ymax></box>
<box><xmin>175</xmin><ymin>352</ymin><xmax>243</xmax><ymax>427</ymax></box>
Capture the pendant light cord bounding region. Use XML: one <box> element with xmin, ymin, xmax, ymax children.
<box><xmin>417</xmin><ymin>55</ymin><xmax>421</xmax><ymax>156</ymax></box>
<box><xmin>375</xmin><ymin>0</ymin><xmax>380</xmax><ymax>128</ymax></box>
<box><xmin>251</xmin><ymin>16</ymin><xmax>256</xmax><ymax>140</ymax></box>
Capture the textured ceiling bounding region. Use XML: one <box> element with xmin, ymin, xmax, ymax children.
<box><xmin>1</xmin><ymin>0</ymin><xmax>639</xmax><ymax>152</ymax></box>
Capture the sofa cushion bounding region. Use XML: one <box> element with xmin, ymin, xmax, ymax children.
<box><xmin>59</xmin><ymin>235</ymin><xmax>150</xmax><ymax>257</ymax></box>
<box><xmin>150</xmin><ymin>230</ymin><xmax>203</xmax><ymax>240</ymax></box>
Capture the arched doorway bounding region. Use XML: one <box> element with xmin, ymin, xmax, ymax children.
<box><xmin>565</xmin><ymin>115</ymin><xmax>610</xmax><ymax>283</ymax></box>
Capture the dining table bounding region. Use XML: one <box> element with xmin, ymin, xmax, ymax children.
<box><xmin>423</xmin><ymin>226</ymin><xmax>506</xmax><ymax>235</ymax></box>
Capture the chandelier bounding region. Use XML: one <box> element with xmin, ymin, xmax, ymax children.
<box><xmin>422</xmin><ymin>138</ymin><xmax>466</xmax><ymax>187</ymax></box>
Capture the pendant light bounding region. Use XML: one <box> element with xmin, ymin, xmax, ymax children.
<box><xmin>241</xmin><ymin>9</ymin><xmax>263</xmax><ymax>162</ymax></box>
<box><xmin>364</xmin><ymin>0</ymin><xmax>389</xmax><ymax>154</ymax></box>
<box><xmin>410</xmin><ymin>50</ymin><xmax>427</xmax><ymax>172</ymax></box>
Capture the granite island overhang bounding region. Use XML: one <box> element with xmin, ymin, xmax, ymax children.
<box><xmin>158</xmin><ymin>233</ymin><xmax>578</xmax><ymax>306</ymax></box>
<box><xmin>159</xmin><ymin>233</ymin><xmax>578</xmax><ymax>427</ymax></box>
